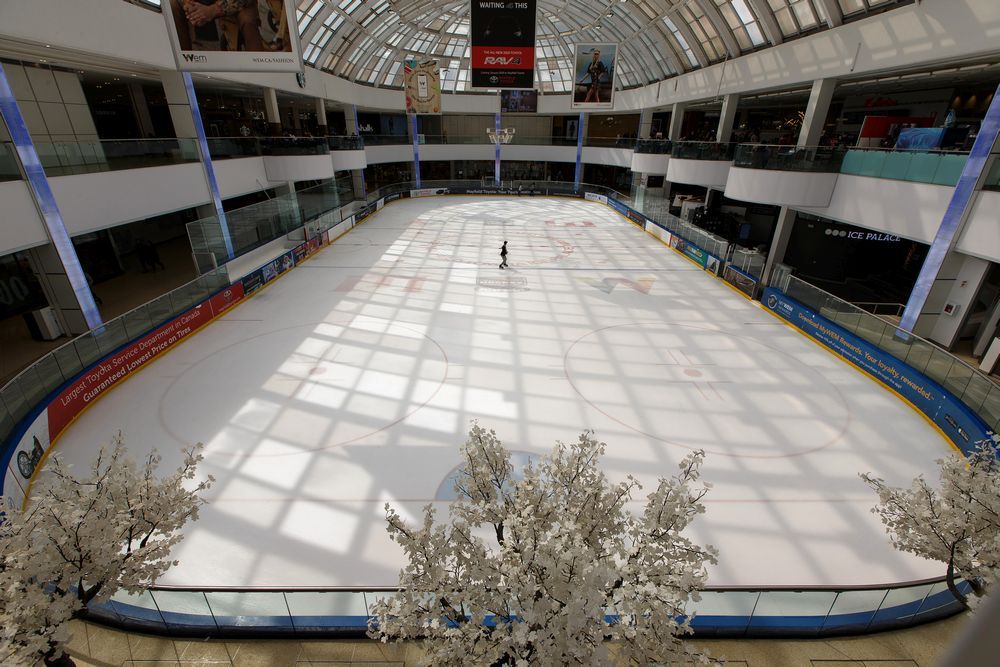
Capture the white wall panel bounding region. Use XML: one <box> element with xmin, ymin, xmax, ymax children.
<box><xmin>797</xmin><ymin>175</ymin><xmax>951</xmax><ymax>244</ymax></box>
<box><xmin>0</xmin><ymin>181</ymin><xmax>48</xmax><ymax>254</ymax></box>
<box><xmin>37</xmin><ymin>102</ymin><xmax>73</xmax><ymax>135</ymax></box>
<box><xmin>631</xmin><ymin>153</ymin><xmax>669</xmax><ymax>174</ymax></box>
<box><xmin>365</xmin><ymin>145</ymin><xmax>414</xmax><ymax>165</ymax></box>
<box><xmin>50</xmin><ymin>163</ymin><xmax>211</xmax><ymax>235</ymax></box>
<box><xmin>956</xmin><ymin>191</ymin><xmax>1000</xmax><ymax>262</ymax></box>
<box><xmin>582</xmin><ymin>147</ymin><xmax>632</xmax><ymax>168</ymax></box>
<box><xmin>330</xmin><ymin>150</ymin><xmax>366</xmax><ymax>171</ymax></box>
<box><xmin>503</xmin><ymin>145</ymin><xmax>576</xmax><ymax>163</ymax></box>
<box><xmin>53</xmin><ymin>71</ymin><xmax>88</xmax><ymax>105</ymax></box>
<box><xmin>725</xmin><ymin>168</ymin><xmax>838</xmax><ymax>208</ymax></box>
<box><xmin>667</xmin><ymin>158</ymin><xmax>730</xmax><ymax>188</ymax></box>
<box><xmin>24</xmin><ymin>68</ymin><xmax>61</xmax><ymax>103</ymax></box>
<box><xmin>419</xmin><ymin>144</ymin><xmax>495</xmax><ymax>162</ymax></box>
<box><xmin>263</xmin><ymin>154</ymin><xmax>335</xmax><ymax>182</ymax></box>
<box><xmin>213</xmin><ymin>157</ymin><xmax>273</xmax><ymax>199</ymax></box>
<box><xmin>65</xmin><ymin>104</ymin><xmax>98</xmax><ymax>137</ymax></box>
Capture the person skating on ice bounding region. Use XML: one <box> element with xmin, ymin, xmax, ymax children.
<box><xmin>499</xmin><ymin>240</ymin><xmax>508</xmax><ymax>269</ymax></box>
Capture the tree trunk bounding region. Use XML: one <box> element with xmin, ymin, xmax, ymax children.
<box><xmin>945</xmin><ymin>554</ymin><xmax>969</xmax><ymax>609</ymax></box>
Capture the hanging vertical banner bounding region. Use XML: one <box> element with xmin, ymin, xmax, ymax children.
<box><xmin>572</xmin><ymin>43</ymin><xmax>617</xmax><ymax>109</ymax></box>
<box><xmin>162</xmin><ymin>0</ymin><xmax>303</xmax><ymax>72</ymax></box>
<box><xmin>471</xmin><ymin>0</ymin><xmax>536</xmax><ymax>89</ymax></box>
<box><xmin>404</xmin><ymin>59</ymin><xmax>442</xmax><ymax>114</ymax></box>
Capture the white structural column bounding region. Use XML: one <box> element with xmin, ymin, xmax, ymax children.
<box><xmin>716</xmin><ymin>93</ymin><xmax>740</xmax><ymax>143</ymax></box>
<box><xmin>638</xmin><ymin>109</ymin><xmax>653</xmax><ymax>139</ymax></box>
<box><xmin>264</xmin><ymin>87</ymin><xmax>281</xmax><ymax>134</ymax></box>
<box><xmin>160</xmin><ymin>71</ymin><xmax>197</xmax><ymax>138</ymax></box>
<box><xmin>798</xmin><ymin>78</ymin><xmax>836</xmax><ymax>148</ymax></box>
<box><xmin>315</xmin><ymin>98</ymin><xmax>327</xmax><ymax>133</ymax></box>
<box><xmin>761</xmin><ymin>79</ymin><xmax>836</xmax><ymax>285</ymax></box>
<box><xmin>761</xmin><ymin>207</ymin><xmax>796</xmax><ymax>286</ymax></box>
<box><xmin>668</xmin><ymin>103</ymin><xmax>686</xmax><ymax>141</ymax></box>
<box><xmin>346</xmin><ymin>104</ymin><xmax>365</xmax><ymax>198</ymax></box>
<box><xmin>815</xmin><ymin>0</ymin><xmax>844</xmax><ymax>28</ymax></box>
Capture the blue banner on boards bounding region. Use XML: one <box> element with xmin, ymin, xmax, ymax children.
<box><xmin>763</xmin><ymin>287</ymin><xmax>991</xmax><ymax>454</ymax></box>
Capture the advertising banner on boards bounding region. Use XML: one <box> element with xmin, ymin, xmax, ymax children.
<box><xmin>763</xmin><ymin>287</ymin><xmax>991</xmax><ymax>454</ymax></box>
<box><xmin>162</xmin><ymin>0</ymin><xmax>303</xmax><ymax>72</ymax></box>
<box><xmin>470</xmin><ymin>0</ymin><xmax>536</xmax><ymax>89</ymax></box>
<box><xmin>404</xmin><ymin>59</ymin><xmax>442</xmax><ymax>114</ymax></box>
<box><xmin>572</xmin><ymin>43</ymin><xmax>617</xmax><ymax>109</ymax></box>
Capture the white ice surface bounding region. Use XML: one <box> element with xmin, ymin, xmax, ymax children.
<box><xmin>52</xmin><ymin>196</ymin><xmax>949</xmax><ymax>588</ymax></box>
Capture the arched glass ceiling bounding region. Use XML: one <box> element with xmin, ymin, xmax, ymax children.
<box><xmin>132</xmin><ymin>0</ymin><xmax>910</xmax><ymax>93</ymax></box>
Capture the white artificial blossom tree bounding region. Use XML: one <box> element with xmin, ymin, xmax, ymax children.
<box><xmin>860</xmin><ymin>437</ymin><xmax>1000</xmax><ymax>609</ymax></box>
<box><xmin>0</xmin><ymin>433</ymin><xmax>213</xmax><ymax>666</ymax></box>
<box><xmin>369</xmin><ymin>422</ymin><xmax>718</xmax><ymax>666</ymax></box>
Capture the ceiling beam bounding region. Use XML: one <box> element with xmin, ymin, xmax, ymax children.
<box><xmin>744</xmin><ymin>0</ymin><xmax>784</xmax><ymax>45</ymax></box>
<box><xmin>692</xmin><ymin>0</ymin><xmax>741</xmax><ymax>58</ymax></box>
<box><xmin>815</xmin><ymin>0</ymin><xmax>844</xmax><ymax>28</ymax></box>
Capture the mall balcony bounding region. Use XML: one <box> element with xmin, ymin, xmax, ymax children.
<box><xmin>725</xmin><ymin>144</ymin><xmax>846</xmax><ymax>208</ymax></box>
<box><xmin>666</xmin><ymin>141</ymin><xmax>735</xmax><ymax>189</ymax></box>
<box><xmin>631</xmin><ymin>139</ymin><xmax>672</xmax><ymax>176</ymax></box>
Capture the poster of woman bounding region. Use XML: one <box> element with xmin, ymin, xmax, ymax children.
<box><xmin>163</xmin><ymin>0</ymin><xmax>303</xmax><ymax>72</ymax></box>
<box><xmin>572</xmin><ymin>43</ymin><xmax>617</xmax><ymax>109</ymax></box>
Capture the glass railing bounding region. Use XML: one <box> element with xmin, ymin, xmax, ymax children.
<box><xmin>647</xmin><ymin>211</ymin><xmax>730</xmax><ymax>258</ymax></box>
<box><xmin>417</xmin><ymin>134</ymin><xmax>495</xmax><ymax>145</ymax></box>
<box><xmin>259</xmin><ymin>137</ymin><xmax>329</xmax><ymax>156</ymax></box>
<box><xmin>733</xmin><ymin>144</ymin><xmax>847</xmax><ymax>173</ymax></box>
<box><xmin>187</xmin><ymin>179</ymin><xmax>348</xmax><ymax>266</ymax></box>
<box><xmin>359</xmin><ymin>134</ymin><xmax>411</xmax><ymax>146</ymax></box>
<box><xmin>509</xmin><ymin>136</ymin><xmax>579</xmax><ymax>146</ymax></box>
<box><xmin>670</xmin><ymin>141</ymin><xmax>736</xmax><ymax>161</ymax></box>
<box><xmin>634</xmin><ymin>139</ymin><xmax>673</xmax><ymax>154</ymax></box>
<box><xmin>34</xmin><ymin>138</ymin><xmax>200</xmax><ymax>176</ymax></box>
<box><xmin>728</xmin><ymin>245</ymin><xmax>766</xmax><ymax>279</ymax></box>
<box><xmin>205</xmin><ymin>136</ymin><xmax>261</xmax><ymax>159</ymax></box>
<box><xmin>776</xmin><ymin>274</ymin><xmax>1000</xmax><ymax>432</ymax></box>
<box><xmin>84</xmin><ymin>576</ymin><xmax>968</xmax><ymax>638</ymax></box>
<box><xmin>0</xmin><ymin>141</ymin><xmax>21</xmax><ymax>181</ymax></box>
<box><xmin>840</xmin><ymin>147</ymin><xmax>969</xmax><ymax>186</ymax></box>
<box><xmin>0</xmin><ymin>267</ymin><xmax>230</xmax><ymax>449</ymax></box>
<box><xmin>584</xmin><ymin>137</ymin><xmax>637</xmax><ymax>148</ymax></box>
<box><xmin>327</xmin><ymin>135</ymin><xmax>365</xmax><ymax>151</ymax></box>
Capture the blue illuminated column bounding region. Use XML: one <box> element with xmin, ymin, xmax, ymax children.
<box><xmin>182</xmin><ymin>72</ymin><xmax>234</xmax><ymax>260</ymax></box>
<box><xmin>411</xmin><ymin>113</ymin><xmax>421</xmax><ymax>189</ymax></box>
<box><xmin>900</xmin><ymin>83</ymin><xmax>1000</xmax><ymax>332</ymax></box>
<box><xmin>0</xmin><ymin>63</ymin><xmax>102</xmax><ymax>331</ymax></box>
<box><xmin>574</xmin><ymin>111</ymin><xmax>585</xmax><ymax>192</ymax></box>
<box><xmin>494</xmin><ymin>111</ymin><xmax>502</xmax><ymax>187</ymax></box>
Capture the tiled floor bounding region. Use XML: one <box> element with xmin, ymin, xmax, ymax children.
<box><xmin>64</xmin><ymin>613</ymin><xmax>967</xmax><ymax>667</ymax></box>
<box><xmin>0</xmin><ymin>237</ymin><xmax>197</xmax><ymax>386</ymax></box>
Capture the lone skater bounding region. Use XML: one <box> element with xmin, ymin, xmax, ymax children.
<box><xmin>499</xmin><ymin>240</ymin><xmax>508</xmax><ymax>269</ymax></box>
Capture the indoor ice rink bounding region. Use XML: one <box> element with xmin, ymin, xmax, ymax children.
<box><xmin>52</xmin><ymin>195</ymin><xmax>951</xmax><ymax>590</ymax></box>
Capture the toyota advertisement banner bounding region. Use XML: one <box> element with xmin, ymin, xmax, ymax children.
<box><xmin>471</xmin><ymin>0</ymin><xmax>536</xmax><ymax>89</ymax></box>
<box><xmin>163</xmin><ymin>0</ymin><xmax>303</xmax><ymax>72</ymax></box>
